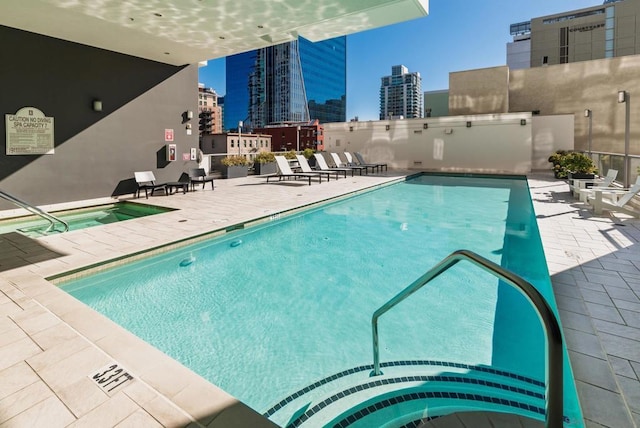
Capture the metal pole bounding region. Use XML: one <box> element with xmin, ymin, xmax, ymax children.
<box><xmin>624</xmin><ymin>95</ymin><xmax>630</xmax><ymax>188</ymax></box>
<box><xmin>238</xmin><ymin>121</ymin><xmax>242</xmax><ymax>156</ymax></box>
<box><xmin>296</xmin><ymin>125</ymin><xmax>300</xmax><ymax>153</ymax></box>
<box><xmin>587</xmin><ymin>111</ymin><xmax>592</xmax><ymax>157</ymax></box>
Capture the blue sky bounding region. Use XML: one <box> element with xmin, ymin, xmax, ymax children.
<box><xmin>198</xmin><ymin>0</ymin><xmax>603</xmax><ymax>121</ymax></box>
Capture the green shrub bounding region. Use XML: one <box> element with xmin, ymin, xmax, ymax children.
<box><xmin>221</xmin><ymin>155</ymin><xmax>251</xmax><ymax>166</ymax></box>
<box><xmin>302</xmin><ymin>148</ymin><xmax>315</xmax><ymax>159</ymax></box>
<box><xmin>283</xmin><ymin>150</ymin><xmax>298</xmax><ymax>160</ymax></box>
<box><xmin>254</xmin><ymin>152</ymin><xmax>276</xmax><ymax>163</ymax></box>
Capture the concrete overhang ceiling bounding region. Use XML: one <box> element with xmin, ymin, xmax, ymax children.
<box><xmin>0</xmin><ymin>0</ymin><xmax>428</xmax><ymax>66</ymax></box>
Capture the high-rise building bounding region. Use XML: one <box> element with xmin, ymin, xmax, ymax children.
<box><xmin>507</xmin><ymin>0</ymin><xmax>640</xmax><ymax>69</ymax></box>
<box><xmin>379</xmin><ymin>65</ymin><xmax>423</xmax><ymax>120</ymax></box>
<box><xmin>198</xmin><ymin>84</ymin><xmax>223</xmax><ymax>136</ymax></box>
<box><xmin>225</xmin><ymin>36</ymin><xmax>346</xmax><ymax>131</ymax></box>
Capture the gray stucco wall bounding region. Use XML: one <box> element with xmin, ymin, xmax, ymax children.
<box><xmin>0</xmin><ymin>26</ymin><xmax>200</xmax><ymax>210</ymax></box>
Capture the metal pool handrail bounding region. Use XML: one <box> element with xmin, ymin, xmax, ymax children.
<box><xmin>371</xmin><ymin>249</ymin><xmax>563</xmax><ymax>428</ymax></box>
<box><xmin>0</xmin><ymin>189</ymin><xmax>69</xmax><ymax>233</ymax></box>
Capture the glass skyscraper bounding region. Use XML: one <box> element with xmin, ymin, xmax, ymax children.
<box><xmin>224</xmin><ymin>36</ymin><xmax>346</xmax><ymax>131</ymax></box>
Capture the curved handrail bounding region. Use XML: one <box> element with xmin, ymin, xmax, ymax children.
<box><xmin>0</xmin><ymin>189</ymin><xmax>69</xmax><ymax>233</ymax></box>
<box><xmin>371</xmin><ymin>249</ymin><xmax>563</xmax><ymax>428</ymax></box>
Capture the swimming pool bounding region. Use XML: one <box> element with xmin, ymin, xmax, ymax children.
<box><xmin>59</xmin><ymin>175</ymin><xmax>583</xmax><ymax>427</ymax></box>
<box><xmin>0</xmin><ymin>202</ymin><xmax>174</xmax><ymax>237</ymax></box>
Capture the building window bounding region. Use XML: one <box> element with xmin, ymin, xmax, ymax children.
<box><xmin>231</xmin><ymin>140</ymin><xmax>234</xmax><ymax>148</ymax></box>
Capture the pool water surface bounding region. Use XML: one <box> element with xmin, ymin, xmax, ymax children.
<box><xmin>0</xmin><ymin>202</ymin><xmax>173</xmax><ymax>237</ymax></box>
<box><xmin>60</xmin><ymin>175</ymin><xmax>582</xmax><ymax>426</ymax></box>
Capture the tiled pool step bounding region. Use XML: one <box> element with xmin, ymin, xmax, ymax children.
<box><xmin>263</xmin><ymin>360</ymin><xmax>552</xmax><ymax>427</ymax></box>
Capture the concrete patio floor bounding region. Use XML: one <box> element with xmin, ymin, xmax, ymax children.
<box><xmin>0</xmin><ymin>170</ymin><xmax>638</xmax><ymax>427</ymax></box>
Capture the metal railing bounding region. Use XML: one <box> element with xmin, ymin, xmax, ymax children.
<box><xmin>0</xmin><ymin>189</ymin><xmax>69</xmax><ymax>233</ymax></box>
<box><xmin>371</xmin><ymin>249</ymin><xmax>563</xmax><ymax>427</ymax></box>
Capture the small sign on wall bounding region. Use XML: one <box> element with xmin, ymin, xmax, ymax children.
<box><xmin>190</xmin><ymin>148</ymin><xmax>197</xmax><ymax>161</ymax></box>
<box><xmin>164</xmin><ymin>129</ymin><xmax>174</xmax><ymax>142</ymax></box>
<box><xmin>167</xmin><ymin>144</ymin><xmax>177</xmax><ymax>161</ymax></box>
<box><xmin>5</xmin><ymin>107</ymin><xmax>55</xmax><ymax>155</ymax></box>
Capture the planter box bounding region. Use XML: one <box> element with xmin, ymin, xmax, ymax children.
<box><xmin>222</xmin><ymin>165</ymin><xmax>249</xmax><ymax>179</ymax></box>
<box><xmin>254</xmin><ymin>162</ymin><xmax>277</xmax><ymax>175</ymax></box>
<box><xmin>568</xmin><ymin>172</ymin><xmax>595</xmax><ymax>180</ymax></box>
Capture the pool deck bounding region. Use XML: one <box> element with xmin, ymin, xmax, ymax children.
<box><xmin>0</xmin><ymin>171</ymin><xmax>638</xmax><ymax>427</ymax></box>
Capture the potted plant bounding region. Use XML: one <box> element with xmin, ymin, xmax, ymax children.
<box><xmin>283</xmin><ymin>150</ymin><xmax>298</xmax><ymax>160</ymax></box>
<box><xmin>221</xmin><ymin>155</ymin><xmax>251</xmax><ymax>179</ymax></box>
<box><xmin>563</xmin><ymin>152</ymin><xmax>597</xmax><ymax>180</ymax></box>
<box><xmin>253</xmin><ymin>152</ymin><xmax>277</xmax><ymax>175</ymax></box>
<box><xmin>548</xmin><ymin>150</ymin><xmax>568</xmax><ymax>178</ymax></box>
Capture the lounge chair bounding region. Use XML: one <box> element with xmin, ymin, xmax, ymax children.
<box><xmin>345</xmin><ymin>152</ymin><xmax>377</xmax><ymax>173</ymax></box>
<box><xmin>295</xmin><ymin>155</ymin><xmax>341</xmax><ymax>181</ymax></box>
<box><xmin>329</xmin><ymin>152</ymin><xmax>367</xmax><ymax>175</ymax></box>
<box><xmin>313</xmin><ymin>153</ymin><xmax>351</xmax><ymax>177</ymax></box>
<box><xmin>573</xmin><ymin>169</ymin><xmax>617</xmax><ymax>200</ymax></box>
<box><xmin>189</xmin><ymin>168</ymin><xmax>215</xmax><ymax>191</ymax></box>
<box><xmin>584</xmin><ymin>176</ymin><xmax>640</xmax><ymax>217</ymax></box>
<box><xmin>354</xmin><ymin>152</ymin><xmax>388</xmax><ymax>172</ymax></box>
<box><xmin>134</xmin><ymin>171</ymin><xmax>167</xmax><ymax>199</ymax></box>
<box><xmin>267</xmin><ymin>156</ymin><xmax>321</xmax><ymax>185</ymax></box>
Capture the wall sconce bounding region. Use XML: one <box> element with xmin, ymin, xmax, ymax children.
<box><xmin>584</xmin><ymin>109</ymin><xmax>591</xmax><ymax>117</ymax></box>
<box><xmin>466</xmin><ymin>121</ymin><xmax>472</xmax><ymax>128</ymax></box>
<box><xmin>385</xmin><ymin>125</ymin><xmax>390</xmax><ymax>131</ymax></box>
<box><xmin>186</xmin><ymin>110</ymin><xmax>194</xmax><ymax>119</ymax></box>
<box><xmin>423</xmin><ymin>123</ymin><xmax>428</xmax><ymax>129</ymax></box>
<box><xmin>92</xmin><ymin>100</ymin><xmax>103</xmax><ymax>112</ymax></box>
<box><xmin>186</xmin><ymin>123</ymin><xmax>192</xmax><ymax>130</ymax></box>
<box><xmin>349</xmin><ymin>126</ymin><xmax>353</xmax><ymax>132</ymax></box>
<box><xmin>520</xmin><ymin>119</ymin><xmax>527</xmax><ymax>125</ymax></box>
<box><xmin>618</xmin><ymin>90</ymin><xmax>627</xmax><ymax>103</ymax></box>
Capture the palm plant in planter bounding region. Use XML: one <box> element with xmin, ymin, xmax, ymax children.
<box><xmin>253</xmin><ymin>152</ymin><xmax>277</xmax><ymax>175</ymax></box>
<box><xmin>221</xmin><ymin>155</ymin><xmax>251</xmax><ymax>179</ymax></box>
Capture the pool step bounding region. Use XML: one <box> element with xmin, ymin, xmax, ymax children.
<box><xmin>264</xmin><ymin>360</ymin><xmax>548</xmax><ymax>428</ymax></box>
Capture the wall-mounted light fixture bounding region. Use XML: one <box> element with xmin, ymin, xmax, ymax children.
<box><xmin>385</xmin><ymin>125</ymin><xmax>390</xmax><ymax>131</ymax></box>
<box><xmin>520</xmin><ymin>119</ymin><xmax>527</xmax><ymax>126</ymax></box>
<box><xmin>349</xmin><ymin>126</ymin><xmax>353</xmax><ymax>132</ymax></box>
<box><xmin>187</xmin><ymin>110</ymin><xmax>194</xmax><ymax>119</ymax></box>
<box><xmin>423</xmin><ymin>123</ymin><xmax>428</xmax><ymax>129</ymax></box>
<box><xmin>92</xmin><ymin>100</ymin><xmax>103</xmax><ymax>112</ymax></box>
<box><xmin>584</xmin><ymin>109</ymin><xmax>591</xmax><ymax>117</ymax></box>
<box><xmin>186</xmin><ymin>123</ymin><xmax>192</xmax><ymax>130</ymax></box>
<box><xmin>466</xmin><ymin>121</ymin><xmax>472</xmax><ymax>128</ymax></box>
<box><xmin>618</xmin><ymin>90</ymin><xmax>627</xmax><ymax>104</ymax></box>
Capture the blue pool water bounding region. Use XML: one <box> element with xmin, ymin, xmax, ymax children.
<box><xmin>60</xmin><ymin>175</ymin><xmax>582</xmax><ymax>426</ymax></box>
<box><xmin>0</xmin><ymin>202</ymin><xmax>173</xmax><ymax>237</ymax></box>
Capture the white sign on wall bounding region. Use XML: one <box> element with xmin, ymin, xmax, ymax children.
<box><xmin>5</xmin><ymin>107</ymin><xmax>55</xmax><ymax>155</ymax></box>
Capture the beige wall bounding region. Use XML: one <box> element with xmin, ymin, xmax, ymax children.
<box><xmin>449</xmin><ymin>66</ymin><xmax>509</xmax><ymax>115</ymax></box>
<box><xmin>531</xmin><ymin>115</ymin><xmax>575</xmax><ymax>170</ymax></box>
<box><xmin>324</xmin><ymin>113</ymin><xmax>534</xmax><ymax>174</ymax></box>
<box><xmin>449</xmin><ymin>55</ymin><xmax>640</xmax><ymax>157</ymax></box>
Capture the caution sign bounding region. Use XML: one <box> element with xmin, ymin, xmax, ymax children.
<box><xmin>5</xmin><ymin>107</ymin><xmax>55</xmax><ymax>155</ymax></box>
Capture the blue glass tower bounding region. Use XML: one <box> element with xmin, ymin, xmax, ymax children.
<box><xmin>225</xmin><ymin>36</ymin><xmax>346</xmax><ymax>130</ymax></box>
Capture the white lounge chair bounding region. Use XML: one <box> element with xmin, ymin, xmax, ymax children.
<box><xmin>573</xmin><ymin>169</ymin><xmax>618</xmax><ymax>200</ymax></box>
<box><xmin>584</xmin><ymin>176</ymin><xmax>640</xmax><ymax>217</ymax></box>
<box><xmin>354</xmin><ymin>152</ymin><xmax>388</xmax><ymax>172</ymax></box>
<box><xmin>329</xmin><ymin>152</ymin><xmax>367</xmax><ymax>175</ymax></box>
<box><xmin>267</xmin><ymin>156</ymin><xmax>321</xmax><ymax>185</ymax></box>
<box><xmin>313</xmin><ymin>153</ymin><xmax>351</xmax><ymax>177</ymax></box>
<box><xmin>295</xmin><ymin>155</ymin><xmax>340</xmax><ymax>181</ymax></box>
<box><xmin>134</xmin><ymin>171</ymin><xmax>167</xmax><ymax>198</ymax></box>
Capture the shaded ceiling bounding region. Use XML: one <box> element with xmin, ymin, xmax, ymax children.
<box><xmin>0</xmin><ymin>0</ymin><xmax>429</xmax><ymax>65</ymax></box>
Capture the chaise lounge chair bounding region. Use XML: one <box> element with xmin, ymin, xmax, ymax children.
<box><xmin>329</xmin><ymin>152</ymin><xmax>367</xmax><ymax>175</ymax></box>
<box><xmin>573</xmin><ymin>169</ymin><xmax>618</xmax><ymax>200</ymax></box>
<box><xmin>584</xmin><ymin>176</ymin><xmax>640</xmax><ymax>217</ymax></box>
<box><xmin>313</xmin><ymin>153</ymin><xmax>351</xmax><ymax>177</ymax></box>
<box><xmin>354</xmin><ymin>152</ymin><xmax>388</xmax><ymax>172</ymax></box>
<box><xmin>189</xmin><ymin>168</ymin><xmax>215</xmax><ymax>191</ymax></box>
<box><xmin>134</xmin><ymin>171</ymin><xmax>167</xmax><ymax>199</ymax></box>
<box><xmin>295</xmin><ymin>155</ymin><xmax>341</xmax><ymax>181</ymax></box>
<box><xmin>344</xmin><ymin>152</ymin><xmax>377</xmax><ymax>173</ymax></box>
<box><xmin>267</xmin><ymin>156</ymin><xmax>321</xmax><ymax>185</ymax></box>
